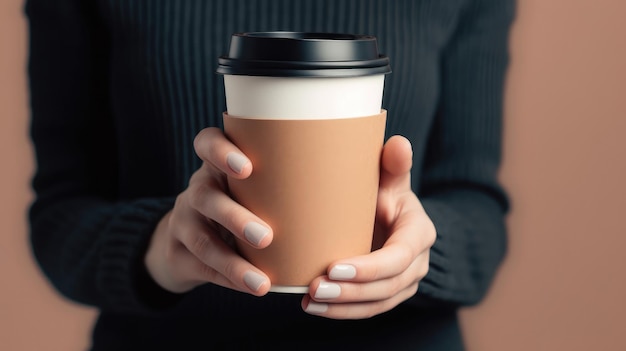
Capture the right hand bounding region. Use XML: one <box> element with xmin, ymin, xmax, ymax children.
<box><xmin>144</xmin><ymin>127</ymin><xmax>273</xmax><ymax>296</ymax></box>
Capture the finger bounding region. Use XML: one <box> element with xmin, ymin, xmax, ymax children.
<box><xmin>158</xmin><ymin>242</ymin><xmax>237</xmax><ymax>293</ymax></box>
<box><xmin>301</xmin><ymin>284</ymin><xmax>418</xmax><ymax>320</ymax></box>
<box><xmin>188</xmin><ymin>254</ymin><xmax>272</xmax><ymax>297</ymax></box>
<box><xmin>327</xmin><ymin>203</ymin><xmax>433</xmax><ymax>283</ymax></box>
<box><xmin>188</xmin><ymin>180</ymin><xmax>273</xmax><ymax>249</ymax></box>
<box><xmin>308</xmin><ymin>251</ymin><xmax>428</xmax><ymax>303</ymax></box>
<box><xmin>328</xmin><ymin>208</ymin><xmax>421</xmax><ymax>282</ymax></box>
<box><xmin>194</xmin><ymin>127</ymin><xmax>252</xmax><ymax>179</ymax></box>
<box><xmin>379</xmin><ymin>135</ymin><xmax>413</xmax><ymax>191</ymax></box>
<box><xmin>177</xmin><ymin>222</ymin><xmax>271</xmax><ymax>296</ymax></box>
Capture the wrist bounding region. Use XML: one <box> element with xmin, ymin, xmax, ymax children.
<box><xmin>137</xmin><ymin>210</ymin><xmax>184</xmax><ymax>309</ymax></box>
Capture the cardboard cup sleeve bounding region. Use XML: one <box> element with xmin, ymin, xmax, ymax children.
<box><xmin>223</xmin><ymin>110</ymin><xmax>387</xmax><ymax>290</ymax></box>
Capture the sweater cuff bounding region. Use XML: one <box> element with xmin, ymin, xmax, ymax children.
<box><xmin>97</xmin><ymin>197</ymin><xmax>181</xmax><ymax>314</ymax></box>
<box><xmin>416</xmin><ymin>197</ymin><xmax>470</xmax><ymax>304</ymax></box>
<box><xmin>411</xmin><ymin>189</ymin><xmax>507</xmax><ymax>307</ymax></box>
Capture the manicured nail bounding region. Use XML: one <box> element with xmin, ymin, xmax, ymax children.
<box><xmin>243</xmin><ymin>271</ymin><xmax>267</xmax><ymax>292</ymax></box>
<box><xmin>314</xmin><ymin>281</ymin><xmax>341</xmax><ymax>300</ymax></box>
<box><xmin>305</xmin><ymin>301</ymin><xmax>328</xmax><ymax>315</ymax></box>
<box><xmin>226</xmin><ymin>152</ymin><xmax>249</xmax><ymax>174</ymax></box>
<box><xmin>329</xmin><ymin>264</ymin><xmax>357</xmax><ymax>280</ymax></box>
<box><xmin>244</xmin><ymin>222</ymin><xmax>269</xmax><ymax>247</ymax></box>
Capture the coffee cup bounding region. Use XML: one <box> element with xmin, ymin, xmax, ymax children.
<box><xmin>217</xmin><ymin>32</ymin><xmax>391</xmax><ymax>293</ymax></box>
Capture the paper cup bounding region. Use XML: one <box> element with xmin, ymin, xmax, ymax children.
<box><xmin>217</xmin><ymin>32</ymin><xmax>391</xmax><ymax>293</ymax></box>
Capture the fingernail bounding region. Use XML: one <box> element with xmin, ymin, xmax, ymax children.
<box><xmin>314</xmin><ymin>281</ymin><xmax>341</xmax><ymax>300</ymax></box>
<box><xmin>329</xmin><ymin>264</ymin><xmax>357</xmax><ymax>280</ymax></box>
<box><xmin>244</xmin><ymin>222</ymin><xmax>270</xmax><ymax>247</ymax></box>
<box><xmin>305</xmin><ymin>301</ymin><xmax>328</xmax><ymax>315</ymax></box>
<box><xmin>226</xmin><ymin>152</ymin><xmax>249</xmax><ymax>174</ymax></box>
<box><xmin>243</xmin><ymin>271</ymin><xmax>267</xmax><ymax>292</ymax></box>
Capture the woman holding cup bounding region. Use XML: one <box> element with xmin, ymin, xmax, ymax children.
<box><xmin>26</xmin><ymin>0</ymin><xmax>515</xmax><ymax>349</ymax></box>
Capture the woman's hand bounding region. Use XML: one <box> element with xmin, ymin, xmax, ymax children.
<box><xmin>302</xmin><ymin>135</ymin><xmax>436</xmax><ymax>319</ymax></box>
<box><xmin>144</xmin><ymin>127</ymin><xmax>273</xmax><ymax>296</ymax></box>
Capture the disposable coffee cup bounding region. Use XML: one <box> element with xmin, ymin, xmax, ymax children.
<box><xmin>217</xmin><ymin>32</ymin><xmax>391</xmax><ymax>293</ymax></box>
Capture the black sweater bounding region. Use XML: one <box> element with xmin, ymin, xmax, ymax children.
<box><xmin>25</xmin><ymin>0</ymin><xmax>514</xmax><ymax>350</ymax></box>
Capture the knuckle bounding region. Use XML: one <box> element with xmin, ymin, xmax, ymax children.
<box><xmin>221</xmin><ymin>258</ymin><xmax>237</xmax><ymax>281</ymax></box>
<box><xmin>188</xmin><ymin>184</ymin><xmax>209</xmax><ymax>212</ymax></box>
<box><xmin>187</xmin><ymin>168</ymin><xmax>203</xmax><ymax>186</ymax></box>
<box><xmin>163</xmin><ymin>242</ymin><xmax>179</xmax><ymax>264</ymax></box>
<box><xmin>195</xmin><ymin>128</ymin><xmax>225</xmax><ymax>162</ymax></box>
<box><xmin>193</xmin><ymin>128</ymin><xmax>216</xmax><ymax>151</ymax></box>
<box><xmin>198</xmin><ymin>261</ymin><xmax>218</xmax><ymax>282</ymax></box>
<box><xmin>397</xmin><ymin>244</ymin><xmax>415</xmax><ymax>270</ymax></box>
<box><xmin>193</xmin><ymin>130</ymin><xmax>208</xmax><ymax>155</ymax></box>
<box><xmin>417</xmin><ymin>261</ymin><xmax>429</xmax><ymax>280</ymax></box>
<box><xmin>190</xmin><ymin>233</ymin><xmax>212</xmax><ymax>258</ymax></box>
<box><xmin>369</xmin><ymin>263</ymin><xmax>383</xmax><ymax>281</ymax></box>
<box><xmin>408</xmin><ymin>282</ymin><xmax>419</xmax><ymax>297</ymax></box>
<box><xmin>389</xmin><ymin>275</ymin><xmax>405</xmax><ymax>296</ymax></box>
<box><xmin>174</xmin><ymin>192</ymin><xmax>187</xmax><ymax>210</ymax></box>
<box><xmin>351</xmin><ymin>282</ymin><xmax>367</xmax><ymax>300</ymax></box>
<box><xmin>425</xmin><ymin>220</ymin><xmax>437</xmax><ymax>247</ymax></box>
<box><xmin>413</xmin><ymin>251</ymin><xmax>430</xmax><ymax>280</ymax></box>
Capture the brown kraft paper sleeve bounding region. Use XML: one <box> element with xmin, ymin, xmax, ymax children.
<box><xmin>223</xmin><ymin>110</ymin><xmax>387</xmax><ymax>287</ymax></box>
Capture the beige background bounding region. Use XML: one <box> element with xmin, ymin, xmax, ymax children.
<box><xmin>2</xmin><ymin>0</ymin><xmax>625</xmax><ymax>350</ymax></box>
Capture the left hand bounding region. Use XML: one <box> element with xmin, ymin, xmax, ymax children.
<box><xmin>301</xmin><ymin>135</ymin><xmax>436</xmax><ymax>319</ymax></box>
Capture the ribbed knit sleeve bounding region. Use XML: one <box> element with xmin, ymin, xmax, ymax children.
<box><xmin>26</xmin><ymin>0</ymin><xmax>176</xmax><ymax>313</ymax></box>
<box><xmin>413</xmin><ymin>0</ymin><xmax>515</xmax><ymax>306</ymax></box>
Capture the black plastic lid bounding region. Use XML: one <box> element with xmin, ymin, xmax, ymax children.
<box><xmin>217</xmin><ymin>32</ymin><xmax>391</xmax><ymax>77</ymax></box>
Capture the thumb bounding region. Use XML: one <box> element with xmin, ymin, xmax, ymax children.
<box><xmin>379</xmin><ymin>135</ymin><xmax>413</xmax><ymax>191</ymax></box>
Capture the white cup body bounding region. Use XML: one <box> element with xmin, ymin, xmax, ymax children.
<box><xmin>224</xmin><ymin>74</ymin><xmax>385</xmax><ymax>120</ymax></box>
